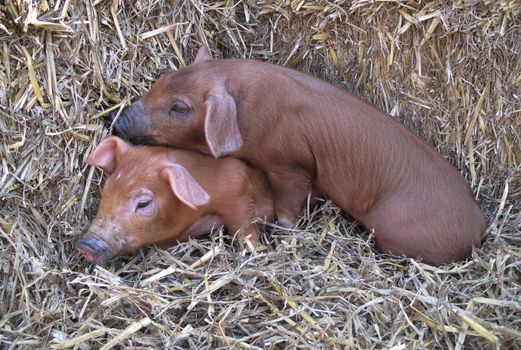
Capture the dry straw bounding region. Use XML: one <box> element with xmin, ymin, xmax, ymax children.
<box><xmin>1</xmin><ymin>0</ymin><xmax>520</xmax><ymax>349</ymax></box>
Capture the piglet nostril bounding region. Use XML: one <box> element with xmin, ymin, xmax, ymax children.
<box><xmin>77</xmin><ymin>238</ymin><xmax>96</xmax><ymax>254</ymax></box>
<box><xmin>76</xmin><ymin>235</ymin><xmax>112</xmax><ymax>264</ymax></box>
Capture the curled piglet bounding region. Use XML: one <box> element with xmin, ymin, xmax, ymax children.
<box><xmin>77</xmin><ymin>136</ymin><xmax>274</xmax><ymax>264</ymax></box>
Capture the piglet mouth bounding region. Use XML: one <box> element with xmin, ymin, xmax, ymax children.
<box><xmin>76</xmin><ymin>234</ymin><xmax>114</xmax><ymax>265</ymax></box>
<box><xmin>127</xmin><ymin>136</ymin><xmax>159</xmax><ymax>146</ymax></box>
<box><xmin>107</xmin><ymin>101</ymin><xmax>160</xmax><ymax>146</ymax></box>
<box><xmin>107</xmin><ymin>112</ymin><xmax>157</xmax><ymax>146</ymax></box>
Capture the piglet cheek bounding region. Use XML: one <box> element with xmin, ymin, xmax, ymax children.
<box><xmin>123</xmin><ymin>235</ymin><xmax>143</xmax><ymax>251</ymax></box>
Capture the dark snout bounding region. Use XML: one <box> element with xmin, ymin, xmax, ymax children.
<box><xmin>107</xmin><ymin>101</ymin><xmax>157</xmax><ymax>145</ymax></box>
<box><xmin>108</xmin><ymin>108</ymin><xmax>133</xmax><ymax>140</ymax></box>
<box><xmin>76</xmin><ymin>234</ymin><xmax>113</xmax><ymax>265</ymax></box>
<box><xmin>108</xmin><ymin>110</ymin><xmax>117</xmax><ymax>123</ymax></box>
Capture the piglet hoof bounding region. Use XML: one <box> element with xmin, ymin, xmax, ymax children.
<box><xmin>253</xmin><ymin>243</ymin><xmax>268</xmax><ymax>253</ymax></box>
<box><xmin>275</xmin><ymin>217</ymin><xmax>296</xmax><ymax>229</ymax></box>
<box><xmin>234</xmin><ymin>233</ymin><xmax>260</xmax><ymax>254</ymax></box>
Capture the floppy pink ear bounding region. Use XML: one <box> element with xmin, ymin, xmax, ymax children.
<box><xmin>160</xmin><ymin>164</ymin><xmax>210</xmax><ymax>210</ymax></box>
<box><xmin>193</xmin><ymin>46</ymin><xmax>213</xmax><ymax>64</ymax></box>
<box><xmin>87</xmin><ymin>136</ymin><xmax>130</xmax><ymax>173</ymax></box>
<box><xmin>204</xmin><ymin>92</ymin><xmax>243</xmax><ymax>158</ymax></box>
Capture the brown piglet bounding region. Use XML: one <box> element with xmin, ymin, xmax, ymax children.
<box><xmin>77</xmin><ymin>136</ymin><xmax>274</xmax><ymax>264</ymax></box>
<box><xmin>111</xmin><ymin>47</ymin><xmax>486</xmax><ymax>265</ymax></box>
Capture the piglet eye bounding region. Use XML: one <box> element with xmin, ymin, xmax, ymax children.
<box><xmin>170</xmin><ymin>101</ymin><xmax>190</xmax><ymax>116</ymax></box>
<box><xmin>135</xmin><ymin>200</ymin><xmax>152</xmax><ymax>212</ymax></box>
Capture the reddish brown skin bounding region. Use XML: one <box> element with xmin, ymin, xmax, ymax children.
<box><xmin>81</xmin><ymin>142</ymin><xmax>274</xmax><ymax>264</ymax></box>
<box><xmin>115</xmin><ymin>49</ymin><xmax>486</xmax><ymax>265</ymax></box>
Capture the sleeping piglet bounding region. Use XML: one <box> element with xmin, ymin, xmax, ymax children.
<box><xmin>77</xmin><ymin>136</ymin><xmax>274</xmax><ymax>264</ymax></box>
<box><xmin>110</xmin><ymin>47</ymin><xmax>485</xmax><ymax>265</ymax></box>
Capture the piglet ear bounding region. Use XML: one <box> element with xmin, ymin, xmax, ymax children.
<box><xmin>204</xmin><ymin>91</ymin><xmax>243</xmax><ymax>158</ymax></box>
<box><xmin>193</xmin><ymin>46</ymin><xmax>213</xmax><ymax>64</ymax></box>
<box><xmin>87</xmin><ymin>136</ymin><xmax>130</xmax><ymax>173</ymax></box>
<box><xmin>160</xmin><ymin>164</ymin><xmax>210</xmax><ymax>210</ymax></box>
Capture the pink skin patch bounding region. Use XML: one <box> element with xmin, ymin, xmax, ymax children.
<box><xmin>77</xmin><ymin>247</ymin><xmax>100</xmax><ymax>264</ymax></box>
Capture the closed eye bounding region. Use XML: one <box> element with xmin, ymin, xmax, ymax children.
<box><xmin>135</xmin><ymin>200</ymin><xmax>152</xmax><ymax>211</ymax></box>
<box><xmin>170</xmin><ymin>101</ymin><xmax>191</xmax><ymax>117</ymax></box>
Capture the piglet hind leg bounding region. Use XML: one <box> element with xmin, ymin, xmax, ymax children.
<box><xmin>267</xmin><ymin>168</ymin><xmax>313</xmax><ymax>228</ymax></box>
<box><xmin>365</xmin><ymin>196</ymin><xmax>483</xmax><ymax>265</ymax></box>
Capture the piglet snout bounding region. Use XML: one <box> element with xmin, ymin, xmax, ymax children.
<box><xmin>76</xmin><ymin>234</ymin><xmax>113</xmax><ymax>265</ymax></box>
<box><xmin>108</xmin><ymin>110</ymin><xmax>118</xmax><ymax>123</ymax></box>
<box><xmin>106</xmin><ymin>110</ymin><xmax>127</xmax><ymax>134</ymax></box>
<box><xmin>108</xmin><ymin>109</ymin><xmax>131</xmax><ymax>139</ymax></box>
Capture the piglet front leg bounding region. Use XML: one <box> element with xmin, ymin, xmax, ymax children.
<box><xmin>267</xmin><ymin>167</ymin><xmax>313</xmax><ymax>228</ymax></box>
<box><xmin>216</xmin><ymin>195</ymin><xmax>270</xmax><ymax>252</ymax></box>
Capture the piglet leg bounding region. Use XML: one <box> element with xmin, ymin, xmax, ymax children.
<box><xmin>267</xmin><ymin>168</ymin><xmax>312</xmax><ymax>228</ymax></box>
<box><xmin>220</xmin><ymin>201</ymin><xmax>262</xmax><ymax>251</ymax></box>
<box><xmin>228</xmin><ymin>221</ymin><xmax>260</xmax><ymax>251</ymax></box>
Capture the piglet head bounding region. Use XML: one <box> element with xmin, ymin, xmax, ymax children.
<box><xmin>77</xmin><ymin>136</ymin><xmax>210</xmax><ymax>265</ymax></box>
<box><xmin>111</xmin><ymin>46</ymin><xmax>243</xmax><ymax>158</ymax></box>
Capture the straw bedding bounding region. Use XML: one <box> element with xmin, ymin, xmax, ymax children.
<box><xmin>1</xmin><ymin>0</ymin><xmax>520</xmax><ymax>349</ymax></box>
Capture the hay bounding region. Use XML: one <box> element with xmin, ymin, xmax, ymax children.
<box><xmin>1</xmin><ymin>0</ymin><xmax>520</xmax><ymax>348</ymax></box>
